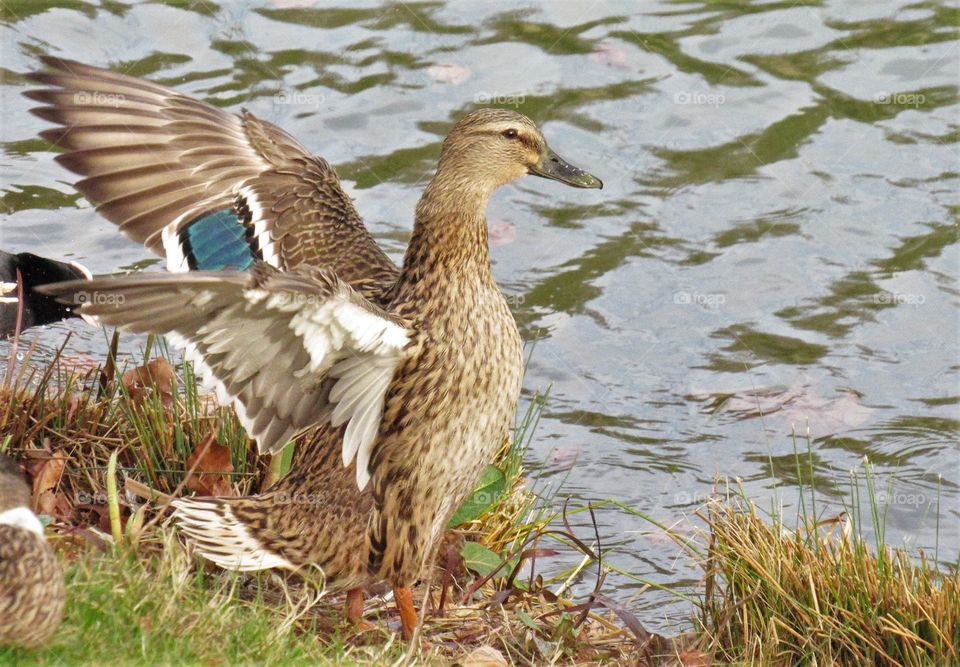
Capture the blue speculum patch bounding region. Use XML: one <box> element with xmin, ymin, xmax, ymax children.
<box><xmin>179</xmin><ymin>208</ymin><xmax>259</xmax><ymax>271</ymax></box>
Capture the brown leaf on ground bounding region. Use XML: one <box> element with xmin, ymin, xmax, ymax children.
<box><xmin>29</xmin><ymin>450</ymin><xmax>67</xmax><ymax>514</ymax></box>
<box><xmin>35</xmin><ymin>490</ymin><xmax>57</xmax><ymax>517</ymax></box>
<box><xmin>60</xmin><ymin>526</ymin><xmax>109</xmax><ymax>553</ymax></box>
<box><xmin>75</xmin><ymin>500</ymin><xmax>111</xmax><ymax>531</ymax></box>
<box><xmin>96</xmin><ymin>505</ymin><xmax>116</xmax><ymax>534</ymax></box>
<box><xmin>122</xmin><ymin>358</ymin><xmax>175</xmax><ymax>408</ymax></box>
<box><xmin>184</xmin><ymin>433</ymin><xmax>234</xmax><ymax>497</ymax></box>
<box><xmin>64</xmin><ymin>393</ymin><xmax>81</xmax><ymax>425</ymax></box>
<box><xmin>675</xmin><ymin>648</ymin><xmax>713</xmax><ymax>666</ymax></box>
<box><xmin>460</xmin><ymin>645</ymin><xmax>508</xmax><ymax>667</ymax></box>
<box><xmin>49</xmin><ymin>490</ymin><xmax>75</xmax><ymax>523</ymax></box>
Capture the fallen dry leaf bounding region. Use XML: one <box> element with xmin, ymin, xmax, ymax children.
<box><xmin>30</xmin><ymin>450</ymin><xmax>67</xmax><ymax>514</ymax></box>
<box><xmin>488</xmin><ymin>219</ymin><xmax>517</xmax><ymax>246</ymax></box>
<box><xmin>49</xmin><ymin>491</ymin><xmax>75</xmax><ymax>523</ymax></box>
<box><xmin>184</xmin><ymin>433</ymin><xmax>234</xmax><ymax>497</ymax></box>
<box><xmin>61</xmin><ymin>526</ymin><xmax>109</xmax><ymax>553</ymax></box>
<box><xmin>460</xmin><ymin>645</ymin><xmax>508</xmax><ymax>667</ymax></box>
<box><xmin>64</xmin><ymin>393</ymin><xmax>80</xmax><ymax>426</ymax></box>
<box><xmin>75</xmin><ymin>500</ymin><xmax>111</xmax><ymax>531</ymax></box>
<box><xmin>589</xmin><ymin>42</ymin><xmax>631</xmax><ymax>69</ymax></box>
<box><xmin>122</xmin><ymin>358</ymin><xmax>175</xmax><ymax>408</ymax></box>
<box><xmin>547</xmin><ymin>443</ymin><xmax>580</xmax><ymax>470</ymax></box>
<box><xmin>427</xmin><ymin>63</ymin><xmax>471</xmax><ymax>84</ymax></box>
<box><xmin>677</xmin><ymin>648</ymin><xmax>713</xmax><ymax>666</ymax></box>
<box><xmin>690</xmin><ymin>372</ymin><xmax>874</xmax><ymax>437</ymax></box>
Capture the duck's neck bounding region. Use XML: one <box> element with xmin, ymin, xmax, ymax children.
<box><xmin>397</xmin><ymin>167</ymin><xmax>495</xmax><ymax>294</ymax></box>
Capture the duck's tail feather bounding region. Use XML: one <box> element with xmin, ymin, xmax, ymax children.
<box><xmin>171</xmin><ymin>496</ymin><xmax>294</xmax><ymax>572</ymax></box>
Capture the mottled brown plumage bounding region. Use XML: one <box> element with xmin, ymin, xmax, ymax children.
<box><xmin>32</xmin><ymin>58</ymin><xmax>601</xmax><ymax>637</ymax></box>
<box><xmin>0</xmin><ymin>454</ymin><xmax>66</xmax><ymax>648</ymax></box>
<box><xmin>26</xmin><ymin>56</ymin><xmax>396</xmax><ymax>290</ymax></box>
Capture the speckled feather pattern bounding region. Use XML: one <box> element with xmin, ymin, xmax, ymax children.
<box><xmin>25</xmin><ymin>57</ymin><xmax>398</xmax><ymax>289</ymax></box>
<box><xmin>27</xmin><ymin>59</ymin><xmax>581</xmax><ymax>595</ymax></box>
<box><xmin>0</xmin><ymin>526</ymin><xmax>66</xmax><ymax>648</ymax></box>
<box><xmin>0</xmin><ymin>454</ymin><xmax>65</xmax><ymax>648</ymax></box>
<box><xmin>210</xmin><ymin>170</ymin><xmax>524</xmax><ymax>588</ymax></box>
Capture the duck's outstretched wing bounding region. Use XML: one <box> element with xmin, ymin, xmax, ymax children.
<box><xmin>39</xmin><ymin>264</ymin><xmax>411</xmax><ymax>489</ymax></box>
<box><xmin>26</xmin><ymin>57</ymin><xmax>398</xmax><ymax>295</ymax></box>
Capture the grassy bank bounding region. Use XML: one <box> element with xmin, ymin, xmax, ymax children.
<box><xmin>2</xmin><ymin>530</ymin><xmax>372</xmax><ymax>665</ymax></box>
<box><xmin>1</xmin><ymin>335</ymin><xmax>957</xmax><ymax>665</ymax></box>
<box><xmin>598</xmin><ymin>471</ymin><xmax>959</xmax><ymax>666</ymax></box>
<box><xmin>699</xmin><ymin>491</ymin><xmax>958</xmax><ymax>664</ymax></box>
<box><xmin>0</xmin><ymin>337</ymin><xmax>646</xmax><ymax>664</ymax></box>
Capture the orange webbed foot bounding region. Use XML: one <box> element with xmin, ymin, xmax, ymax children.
<box><xmin>343</xmin><ymin>587</ymin><xmax>377</xmax><ymax>632</ymax></box>
<box><xmin>393</xmin><ymin>586</ymin><xmax>418</xmax><ymax>641</ymax></box>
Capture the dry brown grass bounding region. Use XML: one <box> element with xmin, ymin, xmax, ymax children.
<box><xmin>695</xmin><ymin>490</ymin><xmax>959</xmax><ymax>666</ymax></box>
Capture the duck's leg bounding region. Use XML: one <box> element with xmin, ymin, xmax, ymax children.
<box><xmin>344</xmin><ymin>587</ymin><xmax>365</xmax><ymax>625</ymax></box>
<box><xmin>393</xmin><ymin>586</ymin><xmax>417</xmax><ymax>640</ymax></box>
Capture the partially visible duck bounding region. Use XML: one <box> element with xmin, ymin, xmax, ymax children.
<box><xmin>0</xmin><ymin>251</ymin><xmax>91</xmax><ymax>337</ymax></box>
<box><xmin>0</xmin><ymin>452</ymin><xmax>66</xmax><ymax>648</ymax></box>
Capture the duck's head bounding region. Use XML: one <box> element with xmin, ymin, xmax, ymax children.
<box><xmin>0</xmin><ymin>454</ymin><xmax>29</xmax><ymax>511</ymax></box>
<box><xmin>0</xmin><ymin>453</ymin><xmax>45</xmax><ymax>536</ymax></box>
<box><xmin>438</xmin><ymin>108</ymin><xmax>602</xmax><ymax>191</ymax></box>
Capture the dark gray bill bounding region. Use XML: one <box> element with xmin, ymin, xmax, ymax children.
<box><xmin>529</xmin><ymin>148</ymin><xmax>602</xmax><ymax>189</ymax></box>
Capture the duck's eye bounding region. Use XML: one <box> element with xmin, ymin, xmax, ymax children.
<box><xmin>501</xmin><ymin>128</ymin><xmax>519</xmax><ymax>140</ymax></box>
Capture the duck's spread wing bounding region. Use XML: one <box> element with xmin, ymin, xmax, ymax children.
<box><xmin>26</xmin><ymin>57</ymin><xmax>398</xmax><ymax>290</ymax></box>
<box><xmin>40</xmin><ymin>265</ymin><xmax>410</xmax><ymax>489</ymax></box>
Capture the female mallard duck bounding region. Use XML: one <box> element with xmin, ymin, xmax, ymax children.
<box><xmin>0</xmin><ymin>453</ymin><xmax>66</xmax><ymax>648</ymax></box>
<box><xmin>31</xmin><ymin>58</ymin><xmax>601</xmax><ymax>638</ymax></box>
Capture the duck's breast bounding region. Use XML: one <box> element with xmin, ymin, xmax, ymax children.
<box><xmin>367</xmin><ymin>280</ymin><xmax>523</xmax><ymax>583</ymax></box>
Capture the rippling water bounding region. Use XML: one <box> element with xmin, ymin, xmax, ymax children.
<box><xmin>1</xmin><ymin>0</ymin><xmax>957</xmax><ymax>630</ymax></box>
